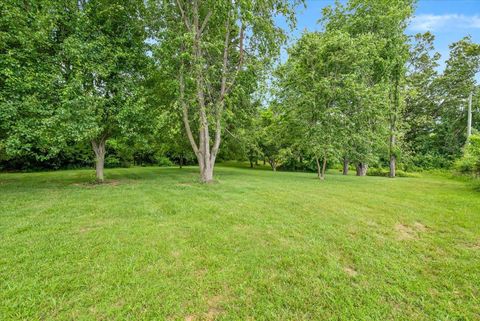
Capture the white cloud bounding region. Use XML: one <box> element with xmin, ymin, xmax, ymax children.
<box><xmin>409</xmin><ymin>14</ymin><xmax>480</xmax><ymax>32</ymax></box>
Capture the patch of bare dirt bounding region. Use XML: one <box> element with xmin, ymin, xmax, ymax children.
<box><xmin>395</xmin><ymin>223</ymin><xmax>416</xmax><ymax>240</ymax></box>
<box><xmin>194</xmin><ymin>268</ymin><xmax>208</xmax><ymax>278</ymax></box>
<box><xmin>183</xmin><ymin>294</ymin><xmax>227</xmax><ymax>321</ymax></box>
<box><xmin>205</xmin><ymin>295</ymin><xmax>225</xmax><ymax>321</ymax></box>
<box><xmin>344</xmin><ymin>266</ymin><xmax>358</xmax><ymax>277</ymax></box>
<box><xmin>79</xmin><ymin>226</ymin><xmax>97</xmax><ymax>233</ymax></box>
<box><xmin>395</xmin><ymin>222</ymin><xmax>429</xmax><ymax>240</ymax></box>
<box><xmin>464</xmin><ymin>241</ymin><xmax>480</xmax><ymax>250</ymax></box>
<box><xmin>413</xmin><ymin>222</ymin><xmax>428</xmax><ymax>232</ymax></box>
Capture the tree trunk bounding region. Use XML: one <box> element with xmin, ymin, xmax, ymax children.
<box><xmin>315</xmin><ymin>157</ymin><xmax>322</xmax><ymax>179</ymax></box>
<box><xmin>389</xmin><ymin>156</ymin><xmax>396</xmax><ymax>178</ymax></box>
<box><xmin>389</xmin><ymin>67</ymin><xmax>400</xmax><ymax>178</ymax></box>
<box><xmin>250</xmin><ymin>160</ymin><xmax>254</xmax><ymax>168</ymax></box>
<box><xmin>356</xmin><ymin>162</ymin><xmax>368</xmax><ymax>176</ymax></box>
<box><xmin>91</xmin><ymin>138</ymin><xmax>106</xmax><ymax>183</ymax></box>
<box><xmin>179</xmin><ymin>155</ymin><xmax>183</xmax><ymax>169</ymax></box>
<box><xmin>343</xmin><ymin>157</ymin><xmax>349</xmax><ymax>175</ymax></box>
<box><xmin>200</xmin><ymin>161</ymin><xmax>214</xmax><ymax>182</ymax></box>
<box><xmin>268</xmin><ymin>159</ymin><xmax>276</xmax><ymax>171</ymax></box>
<box><xmin>315</xmin><ymin>157</ymin><xmax>327</xmax><ymax>180</ymax></box>
<box><xmin>196</xmin><ymin>132</ymin><xmax>216</xmax><ymax>183</ymax></box>
<box><xmin>263</xmin><ymin>158</ymin><xmax>266</xmax><ymax>165</ymax></box>
<box><xmin>389</xmin><ymin>129</ymin><xmax>396</xmax><ymax>178</ymax></box>
<box><xmin>321</xmin><ymin>157</ymin><xmax>327</xmax><ymax>179</ymax></box>
<box><xmin>176</xmin><ymin>0</ymin><xmax>245</xmax><ymax>184</ymax></box>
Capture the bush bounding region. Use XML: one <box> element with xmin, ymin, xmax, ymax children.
<box><xmin>454</xmin><ymin>134</ymin><xmax>480</xmax><ymax>176</ymax></box>
<box><xmin>104</xmin><ymin>155</ymin><xmax>122</xmax><ymax>168</ymax></box>
<box><xmin>367</xmin><ymin>167</ymin><xmax>418</xmax><ymax>178</ymax></box>
<box><xmin>156</xmin><ymin>156</ymin><xmax>174</xmax><ymax>167</ymax></box>
<box><xmin>407</xmin><ymin>153</ymin><xmax>450</xmax><ymax>171</ymax></box>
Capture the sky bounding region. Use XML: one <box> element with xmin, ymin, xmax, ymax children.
<box><xmin>277</xmin><ymin>0</ymin><xmax>480</xmax><ymax>77</ymax></box>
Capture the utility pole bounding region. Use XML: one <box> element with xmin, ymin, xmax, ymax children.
<box><xmin>467</xmin><ymin>91</ymin><xmax>472</xmax><ymax>139</ymax></box>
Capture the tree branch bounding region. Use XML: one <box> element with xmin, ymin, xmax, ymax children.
<box><xmin>199</xmin><ymin>10</ymin><xmax>212</xmax><ymax>36</ymax></box>
<box><xmin>211</xmin><ymin>17</ymin><xmax>232</xmax><ymax>159</ymax></box>
<box><xmin>223</xmin><ymin>23</ymin><xmax>245</xmax><ymax>99</ymax></box>
<box><xmin>179</xmin><ymin>62</ymin><xmax>199</xmax><ymax>157</ymax></box>
<box><xmin>176</xmin><ymin>0</ymin><xmax>191</xmax><ymax>31</ymax></box>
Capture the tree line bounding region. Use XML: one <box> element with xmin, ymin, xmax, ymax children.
<box><xmin>1</xmin><ymin>0</ymin><xmax>479</xmax><ymax>182</ymax></box>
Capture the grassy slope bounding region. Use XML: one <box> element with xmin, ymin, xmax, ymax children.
<box><xmin>0</xmin><ymin>165</ymin><xmax>479</xmax><ymax>320</ymax></box>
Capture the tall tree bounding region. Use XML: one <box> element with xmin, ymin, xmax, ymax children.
<box><xmin>0</xmin><ymin>0</ymin><xmax>68</xmax><ymax>164</ymax></box>
<box><xmin>277</xmin><ymin>32</ymin><xmax>346</xmax><ymax>179</ymax></box>
<box><xmin>322</xmin><ymin>0</ymin><xmax>415</xmax><ymax>177</ymax></box>
<box><xmin>434</xmin><ymin>37</ymin><xmax>480</xmax><ymax>161</ymax></box>
<box><xmin>403</xmin><ymin>32</ymin><xmax>442</xmax><ymax>166</ymax></box>
<box><xmin>149</xmin><ymin>0</ymin><xmax>298</xmax><ymax>182</ymax></box>
<box><xmin>277</xmin><ymin>28</ymin><xmax>388</xmax><ymax>179</ymax></box>
<box><xmin>61</xmin><ymin>0</ymin><xmax>150</xmax><ymax>182</ymax></box>
<box><xmin>1</xmin><ymin>0</ymin><xmax>151</xmax><ymax>181</ymax></box>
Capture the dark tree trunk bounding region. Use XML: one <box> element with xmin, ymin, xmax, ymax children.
<box><xmin>389</xmin><ymin>66</ymin><xmax>400</xmax><ymax>178</ymax></box>
<box><xmin>356</xmin><ymin>162</ymin><xmax>368</xmax><ymax>176</ymax></box>
<box><xmin>268</xmin><ymin>158</ymin><xmax>277</xmax><ymax>171</ymax></box>
<box><xmin>343</xmin><ymin>157</ymin><xmax>349</xmax><ymax>175</ymax></box>
<box><xmin>263</xmin><ymin>158</ymin><xmax>266</xmax><ymax>165</ymax></box>
<box><xmin>179</xmin><ymin>155</ymin><xmax>183</xmax><ymax>169</ymax></box>
<box><xmin>91</xmin><ymin>137</ymin><xmax>106</xmax><ymax>183</ymax></box>
<box><xmin>389</xmin><ymin>129</ymin><xmax>396</xmax><ymax>178</ymax></box>
<box><xmin>250</xmin><ymin>160</ymin><xmax>254</xmax><ymax>168</ymax></box>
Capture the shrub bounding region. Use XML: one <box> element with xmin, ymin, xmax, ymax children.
<box><xmin>156</xmin><ymin>156</ymin><xmax>174</xmax><ymax>167</ymax></box>
<box><xmin>105</xmin><ymin>155</ymin><xmax>122</xmax><ymax>168</ymax></box>
<box><xmin>455</xmin><ymin>134</ymin><xmax>480</xmax><ymax>176</ymax></box>
<box><xmin>407</xmin><ymin>153</ymin><xmax>450</xmax><ymax>171</ymax></box>
<box><xmin>367</xmin><ymin>168</ymin><xmax>418</xmax><ymax>178</ymax></box>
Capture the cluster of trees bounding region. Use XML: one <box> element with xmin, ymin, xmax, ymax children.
<box><xmin>1</xmin><ymin>0</ymin><xmax>298</xmax><ymax>182</ymax></box>
<box><xmin>1</xmin><ymin>0</ymin><xmax>479</xmax><ymax>182</ymax></box>
<box><xmin>256</xmin><ymin>0</ymin><xmax>480</xmax><ymax>179</ymax></box>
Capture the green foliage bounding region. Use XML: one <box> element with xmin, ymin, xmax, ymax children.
<box><xmin>367</xmin><ymin>167</ymin><xmax>419</xmax><ymax>178</ymax></box>
<box><xmin>146</xmin><ymin>0</ymin><xmax>301</xmax><ymax>181</ymax></box>
<box><xmin>1</xmin><ymin>0</ymin><xmax>479</xmax><ymax>176</ymax></box>
<box><xmin>60</xmin><ymin>0</ymin><xmax>151</xmax><ymax>142</ymax></box>
<box><xmin>431</xmin><ymin>37</ymin><xmax>480</xmax><ymax>160</ymax></box>
<box><xmin>0</xmin><ymin>0</ymin><xmax>69</xmax><ymax>160</ymax></box>
<box><xmin>404</xmin><ymin>153</ymin><xmax>451</xmax><ymax>171</ymax></box>
<box><xmin>156</xmin><ymin>156</ymin><xmax>174</xmax><ymax>167</ymax></box>
<box><xmin>275</xmin><ymin>0</ymin><xmax>413</xmax><ymax>176</ymax></box>
<box><xmin>257</xmin><ymin>109</ymin><xmax>287</xmax><ymax>170</ymax></box>
<box><xmin>404</xmin><ymin>32</ymin><xmax>441</xmax><ymax>157</ymax></box>
<box><xmin>455</xmin><ymin>134</ymin><xmax>480</xmax><ymax>176</ymax></box>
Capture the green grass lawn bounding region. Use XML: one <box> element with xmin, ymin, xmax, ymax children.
<box><xmin>1</xmin><ymin>165</ymin><xmax>479</xmax><ymax>320</ymax></box>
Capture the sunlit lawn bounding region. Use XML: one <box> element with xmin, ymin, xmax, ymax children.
<box><xmin>1</xmin><ymin>165</ymin><xmax>479</xmax><ymax>320</ymax></box>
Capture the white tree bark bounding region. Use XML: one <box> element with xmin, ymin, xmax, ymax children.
<box><xmin>176</xmin><ymin>0</ymin><xmax>244</xmax><ymax>183</ymax></box>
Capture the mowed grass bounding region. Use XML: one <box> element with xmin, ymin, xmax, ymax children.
<box><xmin>1</xmin><ymin>165</ymin><xmax>479</xmax><ymax>320</ymax></box>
